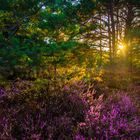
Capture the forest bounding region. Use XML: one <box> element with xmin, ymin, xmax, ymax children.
<box><xmin>0</xmin><ymin>0</ymin><xmax>140</xmax><ymax>139</ymax></box>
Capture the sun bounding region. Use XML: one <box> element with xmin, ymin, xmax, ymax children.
<box><xmin>118</xmin><ymin>44</ymin><xmax>125</xmax><ymax>50</ymax></box>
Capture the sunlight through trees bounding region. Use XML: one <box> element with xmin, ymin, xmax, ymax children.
<box><xmin>0</xmin><ymin>0</ymin><xmax>140</xmax><ymax>139</ymax></box>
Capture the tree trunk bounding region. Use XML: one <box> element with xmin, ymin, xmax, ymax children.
<box><xmin>109</xmin><ymin>1</ymin><xmax>116</xmax><ymax>62</ymax></box>
<box><xmin>107</xmin><ymin>8</ymin><xmax>112</xmax><ymax>64</ymax></box>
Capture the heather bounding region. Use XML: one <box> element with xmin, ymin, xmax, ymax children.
<box><xmin>76</xmin><ymin>92</ymin><xmax>140</xmax><ymax>139</ymax></box>
<box><xmin>0</xmin><ymin>80</ymin><xmax>140</xmax><ymax>139</ymax></box>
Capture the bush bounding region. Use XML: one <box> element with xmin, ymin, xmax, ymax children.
<box><xmin>76</xmin><ymin>92</ymin><xmax>140</xmax><ymax>139</ymax></box>
<box><xmin>0</xmin><ymin>83</ymin><xmax>86</xmax><ymax>140</ymax></box>
<box><xmin>0</xmin><ymin>82</ymin><xmax>140</xmax><ymax>139</ymax></box>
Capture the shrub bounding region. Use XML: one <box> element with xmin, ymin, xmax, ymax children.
<box><xmin>0</xmin><ymin>83</ymin><xmax>86</xmax><ymax>140</ymax></box>
<box><xmin>76</xmin><ymin>92</ymin><xmax>140</xmax><ymax>139</ymax></box>
<box><xmin>0</xmin><ymin>82</ymin><xmax>140</xmax><ymax>139</ymax></box>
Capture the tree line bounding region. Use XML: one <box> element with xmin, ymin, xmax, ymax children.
<box><xmin>0</xmin><ymin>0</ymin><xmax>139</xmax><ymax>80</ymax></box>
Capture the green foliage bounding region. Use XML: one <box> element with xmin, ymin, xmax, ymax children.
<box><xmin>0</xmin><ymin>0</ymin><xmax>139</xmax><ymax>81</ymax></box>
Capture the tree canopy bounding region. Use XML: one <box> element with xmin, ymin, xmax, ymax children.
<box><xmin>0</xmin><ymin>0</ymin><xmax>139</xmax><ymax>80</ymax></box>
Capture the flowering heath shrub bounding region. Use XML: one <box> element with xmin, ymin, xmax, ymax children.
<box><xmin>0</xmin><ymin>82</ymin><xmax>140</xmax><ymax>139</ymax></box>
<box><xmin>76</xmin><ymin>92</ymin><xmax>140</xmax><ymax>139</ymax></box>
<box><xmin>0</xmin><ymin>83</ymin><xmax>86</xmax><ymax>140</ymax></box>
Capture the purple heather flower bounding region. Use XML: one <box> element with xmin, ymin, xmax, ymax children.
<box><xmin>75</xmin><ymin>134</ymin><xmax>85</xmax><ymax>140</ymax></box>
